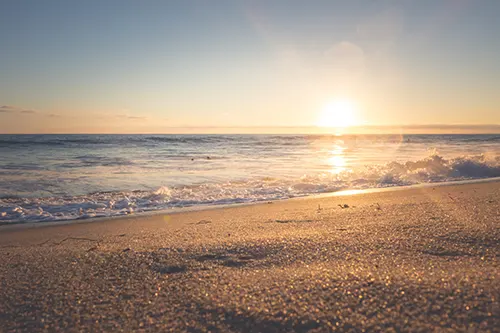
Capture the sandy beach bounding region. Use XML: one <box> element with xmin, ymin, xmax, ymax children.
<box><xmin>0</xmin><ymin>181</ymin><xmax>499</xmax><ymax>332</ymax></box>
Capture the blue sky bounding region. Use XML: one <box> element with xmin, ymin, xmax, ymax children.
<box><xmin>1</xmin><ymin>0</ymin><xmax>500</xmax><ymax>133</ymax></box>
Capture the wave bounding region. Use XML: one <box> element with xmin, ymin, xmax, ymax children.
<box><xmin>1</xmin><ymin>153</ymin><xmax>499</xmax><ymax>225</ymax></box>
<box><xmin>145</xmin><ymin>135</ymin><xmax>242</xmax><ymax>144</ymax></box>
<box><xmin>146</xmin><ymin>136</ymin><xmax>205</xmax><ymax>143</ymax></box>
<box><xmin>449</xmin><ymin>134</ymin><xmax>500</xmax><ymax>142</ymax></box>
<box><xmin>0</xmin><ymin>137</ymin><xmax>111</xmax><ymax>146</ymax></box>
<box><xmin>368</xmin><ymin>153</ymin><xmax>500</xmax><ymax>182</ymax></box>
<box><xmin>0</xmin><ymin>139</ymin><xmax>66</xmax><ymax>147</ymax></box>
<box><xmin>75</xmin><ymin>155</ymin><xmax>135</xmax><ymax>167</ymax></box>
<box><xmin>1</xmin><ymin>134</ymin><xmax>500</xmax><ymax>149</ymax></box>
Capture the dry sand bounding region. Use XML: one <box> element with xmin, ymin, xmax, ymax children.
<box><xmin>0</xmin><ymin>181</ymin><xmax>499</xmax><ymax>332</ymax></box>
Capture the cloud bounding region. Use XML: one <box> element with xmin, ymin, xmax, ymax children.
<box><xmin>0</xmin><ymin>105</ymin><xmax>18</xmax><ymax>113</ymax></box>
<box><xmin>126</xmin><ymin>115</ymin><xmax>147</xmax><ymax>120</ymax></box>
<box><xmin>89</xmin><ymin>112</ymin><xmax>149</xmax><ymax>121</ymax></box>
<box><xmin>0</xmin><ymin>105</ymin><xmax>38</xmax><ymax>114</ymax></box>
<box><xmin>0</xmin><ymin>105</ymin><xmax>67</xmax><ymax>118</ymax></box>
<box><xmin>111</xmin><ymin>113</ymin><xmax>148</xmax><ymax>120</ymax></box>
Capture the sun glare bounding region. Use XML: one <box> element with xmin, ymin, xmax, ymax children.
<box><xmin>316</xmin><ymin>99</ymin><xmax>357</xmax><ymax>128</ymax></box>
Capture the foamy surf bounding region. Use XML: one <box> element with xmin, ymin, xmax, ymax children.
<box><xmin>1</xmin><ymin>151</ymin><xmax>500</xmax><ymax>224</ymax></box>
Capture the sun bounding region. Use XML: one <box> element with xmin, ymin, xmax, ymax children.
<box><xmin>316</xmin><ymin>99</ymin><xmax>357</xmax><ymax>128</ymax></box>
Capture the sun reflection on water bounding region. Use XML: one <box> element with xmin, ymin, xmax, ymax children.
<box><xmin>328</xmin><ymin>143</ymin><xmax>347</xmax><ymax>174</ymax></box>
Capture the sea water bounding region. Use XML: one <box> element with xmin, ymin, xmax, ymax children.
<box><xmin>1</xmin><ymin>134</ymin><xmax>499</xmax><ymax>224</ymax></box>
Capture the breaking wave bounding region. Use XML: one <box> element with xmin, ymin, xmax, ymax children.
<box><xmin>1</xmin><ymin>153</ymin><xmax>499</xmax><ymax>225</ymax></box>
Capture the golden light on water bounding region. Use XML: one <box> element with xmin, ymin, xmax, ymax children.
<box><xmin>328</xmin><ymin>143</ymin><xmax>347</xmax><ymax>174</ymax></box>
<box><xmin>316</xmin><ymin>99</ymin><xmax>357</xmax><ymax>128</ymax></box>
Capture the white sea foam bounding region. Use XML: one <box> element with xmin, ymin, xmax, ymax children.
<box><xmin>1</xmin><ymin>153</ymin><xmax>499</xmax><ymax>224</ymax></box>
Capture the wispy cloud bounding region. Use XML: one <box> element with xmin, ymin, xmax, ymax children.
<box><xmin>0</xmin><ymin>105</ymin><xmax>64</xmax><ymax>117</ymax></box>
<box><xmin>125</xmin><ymin>115</ymin><xmax>148</xmax><ymax>120</ymax></box>
<box><xmin>0</xmin><ymin>106</ymin><xmax>150</xmax><ymax>122</ymax></box>
<box><xmin>108</xmin><ymin>113</ymin><xmax>148</xmax><ymax>120</ymax></box>
<box><xmin>0</xmin><ymin>105</ymin><xmax>20</xmax><ymax>113</ymax></box>
<box><xmin>0</xmin><ymin>105</ymin><xmax>38</xmax><ymax>114</ymax></box>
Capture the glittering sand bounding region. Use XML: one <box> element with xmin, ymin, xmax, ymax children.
<box><xmin>0</xmin><ymin>181</ymin><xmax>499</xmax><ymax>332</ymax></box>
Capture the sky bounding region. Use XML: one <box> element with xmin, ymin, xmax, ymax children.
<box><xmin>1</xmin><ymin>0</ymin><xmax>500</xmax><ymax>134</ymax></box>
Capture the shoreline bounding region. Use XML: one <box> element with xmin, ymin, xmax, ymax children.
<box><xmin>2</xmin><ymin>176</ymin><xmax>500</xmax><ymax>231</ymax></box>
<box><xmin>1</xmin><ymin>180</ymin><xmax>499</xmax><ymax>331</ymax></box>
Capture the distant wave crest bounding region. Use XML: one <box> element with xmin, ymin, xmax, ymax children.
<box><xmin>1</xmin><ymin>134</ymin><xmax>500</xmax><ymax>148</ymax></box>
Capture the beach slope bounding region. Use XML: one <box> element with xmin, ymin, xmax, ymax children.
<box><xmin>0</xmin><ymin>182</ymin><xmax>499</xmax><ymax>332</ymax></box>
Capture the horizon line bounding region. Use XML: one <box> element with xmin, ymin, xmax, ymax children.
<box><xmin>2</xmin><ymin>124</ymin><xmax>500</xmax><ymax>135</ymax></box>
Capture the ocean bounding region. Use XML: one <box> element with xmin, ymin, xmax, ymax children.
<box><xmin>1</xmin><ymin>134</ymin><xmax>499</xmax><ymax>224</ymax></box>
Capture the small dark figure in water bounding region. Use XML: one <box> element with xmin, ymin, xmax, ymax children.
<box><xmin>206</xmin><ymin>156</ymin><xmax>211</xmax><ymax>160</ymax></box>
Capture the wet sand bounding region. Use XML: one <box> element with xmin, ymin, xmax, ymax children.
<box><xmin>0</xmin><ymin>181</ymin><xmax>499</xmax><ymax>332</ymax></box>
